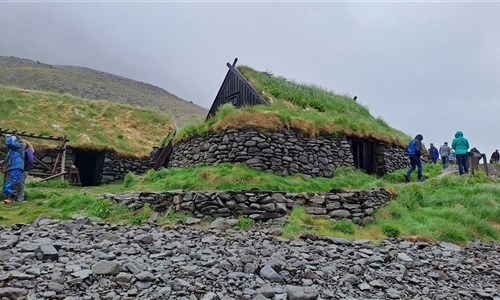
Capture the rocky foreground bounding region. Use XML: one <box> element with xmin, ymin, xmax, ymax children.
<box><xmin>0</xmin><ymin>217</ymin><xmax>499</xmax><ymax>300</ymax></box>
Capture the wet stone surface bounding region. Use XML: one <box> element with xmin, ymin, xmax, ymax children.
<box><xmin>0</xmin><ymin>218</ymin><xmax>498</xmax><ymax>300</ymax></box>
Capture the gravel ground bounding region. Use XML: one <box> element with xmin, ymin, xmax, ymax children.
<box><xmin>0</xmin><ymin>217</ymin><xmax>498</xmax><ymax>300</ymax></box>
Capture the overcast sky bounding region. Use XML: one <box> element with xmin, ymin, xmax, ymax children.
<box><xmin>1</xmin><ymin>1</ymin><xmax>499</xmax><ymax>157</ymax></box>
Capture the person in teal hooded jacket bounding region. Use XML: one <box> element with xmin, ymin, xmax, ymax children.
<box><xmin>452</xmin><ymin>131</ymin><xmax>469</xmax><ymax>175</ymax></box>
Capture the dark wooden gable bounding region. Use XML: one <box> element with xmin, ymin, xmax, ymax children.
<box><xmin>206</xmin><ymin>58</ymin><xmax>269</xmax><ymax>120</ymax></box>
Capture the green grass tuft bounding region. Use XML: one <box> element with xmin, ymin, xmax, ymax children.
<box><xmin>28</xmin><ymin>179</ymin><xmax>70</xmax><ymax>188</ymax></box>
<box><xmin>381</xmin><ymin>224</ymin><xmax>401</xmax><ymax>238</ymax></box>
<box><xmin>332</xmin><ymin>219</ymin><xmax>356</xmax><ymax>235</ymax></box>
<box><xmin>235</xmin><ymin>217</ymin><xmax>255</xmax><ymax>230</ymax></box>
<box><xmin>123</xmin><ymin>172</ymin><xmax>137</xmax><ymax>188</ymax></box>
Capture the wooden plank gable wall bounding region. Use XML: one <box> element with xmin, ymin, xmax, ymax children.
<box><xmin>206</xmin><ymin>58</ymin><xmax>269</xmax><ymax>120</ymax></box>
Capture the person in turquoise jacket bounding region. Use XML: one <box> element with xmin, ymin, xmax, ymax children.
<box><xmin>452</xmin><ymin>131</ymin><xmax>469</xmax><ymax>175</ymax></box>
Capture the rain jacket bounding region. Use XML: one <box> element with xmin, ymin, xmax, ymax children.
<box><xmin>429</xmin><ymin>146</ymin><xmax>439</xmax><ymax>161</ymax></box>
<box><xmin>452</xmin><ymin>131</ymin><xmax>469</xmax><ymax>155</ymax></box>
<box><xmin>407</xmin><ymin>134</ymin><xmax>423</xmax><ymax>156</ymax></box>
<box><xmin>439</xmin><ymin>144</ymin><xmax>451</xmax><ymax>157</ymax></box>
<box><xmin>3</xmin><ymin>135</ymin><xmax>24</xmax><ymax>172</ymax></box>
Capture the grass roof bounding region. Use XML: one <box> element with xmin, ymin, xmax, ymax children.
<box><xmin>0</xmin><ymin>86</ymin><xmax>175</xmax><ymax>156</ymax></box>
<box><xmin>176</xmin><ymin>65</ymin><xmax>410</xmax><ymax>147</ymax></box>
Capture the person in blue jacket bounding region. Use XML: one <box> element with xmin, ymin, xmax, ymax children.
<box><xmin>405</xmin><ymin>134</ymin><xmax>424</xmax><ymax>182</ymax></box>
<box><xmin>2</xmin><ymin>135</ymin><xmax>25</xmax><ymax>204</ymax></box>
<box><xmin>429</xmin><ymin>143</ymin><xmax>439</xmax><ymax>164</ymax></box>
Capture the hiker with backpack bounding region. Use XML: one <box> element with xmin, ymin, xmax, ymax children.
<box><xmin>452</xmin><ymin>131</ymin><xmax>470</xmax><ymax>175</ymax></box>
<box><xmin>405</xmin><ymin>134</ymin><xmax>424</xmax><ymax>182</ymax></box>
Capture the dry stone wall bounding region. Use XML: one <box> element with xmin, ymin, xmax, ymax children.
<box><xmin>169</xmin><ymin>129</ymin><xmax>354</xmax><ymax>177</ymax></box>
<box><xmin>169</xmin><ymin>129</ymin><xmax>409</xmax><ymax>177</ymax></box>
<box><xmin>108</xmin><ymin>188</ymin><xmax>393</xmax><ymax>225</ymax></box>
<box><xmin>373</xmin><ymin>142</ymin><xmax>409</xmax><ymax>175</ymax></box>
<box><xmin>101</xmin><ymin>152</ymin><xmax>149</xmax><ymax>183</ymax></box>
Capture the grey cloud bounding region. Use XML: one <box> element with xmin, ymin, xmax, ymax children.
<box><xmin>1</xmin><ymin>2</ymin><xmax>499</xmax><ymax>156</ymax></box>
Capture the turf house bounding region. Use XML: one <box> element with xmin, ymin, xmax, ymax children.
<box><xmin>0</xmin><ymin>87</ymin><xmax>175</xmax><ymax>186</ymax></box>
<box><xmin>166</xmin><ymin>59</ymin><xmax>410</xmax><ymax>177</ymax></box>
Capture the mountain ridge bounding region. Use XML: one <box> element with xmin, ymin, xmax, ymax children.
<box><xmin>0</xmin><ymin>56</ymin><xmax>207</xmax><ymax>128</ymax></box>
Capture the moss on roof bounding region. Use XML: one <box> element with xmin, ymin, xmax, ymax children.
<box><xmin>176</xmin><ymin>65</ymin><xmax>411</xmax><ymax>147</ymax></box>
<box><xmin>0</xmin><ymin>86</ymin><xmax>175</xmax><ymax>156</ymax></box>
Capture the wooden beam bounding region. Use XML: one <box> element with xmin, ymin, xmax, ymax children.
<box><xmin>0</xmin><ymin>128</ymin><xmax>68</xmax><ymax>142</ymax></box>
<box><xmin>34</xmin><ymin>157</ymin><xmax>52</xmax><ymax>171</ymax></box>
<box><xmin>39</xmin><ymin>171</ymin><xmax>67</xmax><ymax>182</ymax></box>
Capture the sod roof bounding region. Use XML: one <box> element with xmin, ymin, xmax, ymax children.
<box><xmin>0</xmin><ymin>86</ymin><xmax>175</xmax><ymax>156</ymax></box>
<box><xmin>176</xmin><ymin>65</ymin><xmax>411</xmax><ymax>147</ymax></box>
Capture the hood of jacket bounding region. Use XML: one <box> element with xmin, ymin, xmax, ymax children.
<box><xmin>455</xmin><ymin>131</ymin><xmax>463</xmax><ymax>138</ymax></box>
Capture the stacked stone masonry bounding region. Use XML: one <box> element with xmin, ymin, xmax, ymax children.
<box><xmin>101</xmin><ymin>152</ymin><xmax>149</xmax><ymax>183</ymax></box>
<box><xmin>373</xmin><ymin>141</ymin><xmax>409</xmax><ymax>174</ymax></box>
<box><xmin>169</xmin><ymin>129</ymin><xmax>408</xmax><ymax>177</ymax></box>
<box><xmin>109</xmin><ymin>188</ymin><xmax>393</xmax><ymax>225</ymax></box>
<box><xmin>1</xmin><ymin>130</ymin><xmax>407</xmax><ymax>183</ymax></box>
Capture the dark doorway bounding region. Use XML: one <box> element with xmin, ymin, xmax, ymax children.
<box><xmin>73</xmin><ymin>150</ymin><xmax>104</xmax><ymax>186</ymax></box>
<box><xmin>349</xmin><ymin>139</ymin><xmax>374</xmax><ymax>174</ymax></box>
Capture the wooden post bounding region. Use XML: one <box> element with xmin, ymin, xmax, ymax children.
<box><xmin>482</xmin><ymin>154</ymin><xmax>489</xmax><ymax>176</ymax></box>
<box><xmin>51</xmin><ymin>136</ymin><xmax>67</xmax><ymax>176</ymax></box>
<box><xmin>469</xmin><ymin>153</ymin><xmax>475</xmax><ymax>175</ymax></box>
<box><xmin>60</xmin><ymin>147</ymin><xmax>66</xmax><ymax>181</ymax></box>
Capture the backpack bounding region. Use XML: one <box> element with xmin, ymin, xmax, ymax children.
<box><xmin>407</xmin><ymin>140</ymin><xmax>417</xmax><ymax>155</ymax></box>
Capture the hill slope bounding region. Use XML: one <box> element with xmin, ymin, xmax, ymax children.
<box><xmin>0</xmin><ymin>56</ymin><xmax>207</xmax><ymax>128</ymax></box>
<box><xmin>0</xmin><ymin>86</ymin><xmax>175</xmax><ymax>155</ymax></box>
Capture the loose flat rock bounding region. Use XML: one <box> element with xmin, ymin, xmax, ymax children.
<box><xmin>91</xmin><ymin>260</ymin><xmax>121</xmax><ymax>275</ymax></box>
<box><xmin>285</xmin><ymin>285</ymin><xmax>319</xmax><ymax>300</ymax></box>
<box><xmin>0</xmin><ymin>287</ymin><xmax>28</xmax><ymax>299</ymax></box>
<box><xmin>259</xmin><ymin>265</ymin><xmax>283</xmax><ymax>282</ymax></box>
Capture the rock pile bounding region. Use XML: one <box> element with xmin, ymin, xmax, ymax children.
<box><xmin>108</xmin><ymin>188</ymin><xmax>393</xmax><ymax>225</ymax></box>
<box><xmin>0</xmin><ymin>218</ymin><xmax>498</xmax><ymax>300</ymax></box>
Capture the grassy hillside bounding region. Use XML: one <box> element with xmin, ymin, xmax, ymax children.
<box><xmin>176</xmin><ymin>66</ymin><xmax>410</xmax><ymax>147</ymax></box>
<box><xmin>0</xmin><ymin>86</ymin><xmax>175</xmax><ymax>155</ymax></box>
<box><xmin>0</xmin><ymin>56</ymin><xmax>207</xmax><ymax>128</ymax></box>
<box><xmin>0</xmin><ymin>163</ymin><xmax>498</xmax><ymax>244</ymax></box>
